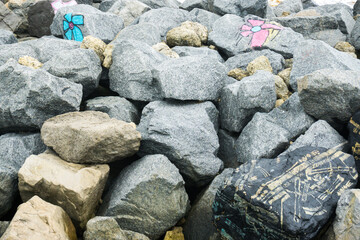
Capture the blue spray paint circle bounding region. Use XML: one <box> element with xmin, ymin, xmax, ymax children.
<box><xmin>251</xmin><ymin>26</ymin><xmax>262</xmax><ymax>32</ymax></box>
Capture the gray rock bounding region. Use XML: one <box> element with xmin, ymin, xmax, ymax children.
<box><xmin>0</xmin><ymin>29</ymin><xmax>17</xmax><ymax>44</ymax></box>
<box><xmin>208</xmin><ymin>14</ymin><xmax>304</xmax><ymax>58</ymax></box>
<box><xmin>224</xmin><ymin>49</ymin><xmax>285</xmax><ymax>74</ymax></box>
<box><xmin>180</xmin><ymin>0</ymin><xmax>210</xmax><ymax>12</ymax></box>
<box><xmin>0</xmin><ymin>2</ymin><xmax>22</xmax><ymax>32</ymax></box>
<box><xmin>138</xmin><ymin>7</ymin><xmax>191</xmax><ymax>38</ymax></box>
<box><xmin>273</xmin><ymin>0</ymin><xmax>303</xmax><ymax>17</ymax></box>
<box><xmin>218</xmin><ymin>130</ymin><xmax>239</xmax><ymax>168</ymax></box>
<box><xmin>298</xmin><ymin>68</ymin><xmax>360</xmax><ymax>125</ymax></box>
<box><xmin>0</xmin><ymin>42</ymin><xmax>37</xmax><ymax>66</ymax></box>
<box><xmin>183</xmin><ymin>168</ymin><xmax>234</xmax><ymax>240</ymax></box>
<box><xmin>219</xmin><ymin>71</ymin><xmax>276</xmax><ymax>133</ymax></box>
<box><xmin>0</xmin><ymin>59</ymin><xmax>82</xmax><ymax>132</ymax></box>
<box><xmin>290</xmin><ymin>40</ymin><xmax>360</xmax><ymax>91</ymax></box>
<box><xmin>172</xmin><ymin>46</ymin><xmax>224</xmax><ymax>62</ymax></box>
<box><xmin>153</xmin><ymin>55</ymin><xmax>226</xmax><ymax>101</ymax></box>
<box><xmin>281</xmin><ymin>120</ymin><xmax>346</xmax><ymax>155</ymax></box>
<box><xmin>43</xmin><ymin>48</ymin><xmax>102</xmax><ymax>98</ymax></box>
<box><xmin>354</xmin><ymin>0</ymin><xmax>360</xmax><ymax>16</ymax></box>
<box><xmin>109</xmin><ymin>40</ymin><xmax>168</xmax><ymax>101</ymax></box>
<box><xmin>212</xmin><ymin>0</ymin><xmax>268</xmax><ymax>18</ymax></box>
<box><xmin>99</xmin><ymin>0</ymin><xmax>117</xmax><ymax>11</ymax></box>
<box><xmin>0</xmin><ymin>221</ymin><xmax>9</xmax><ymax>237</ymax></box>
<box><xmin>0</xmin><ymin>133</ymin><xmax>46</xmax><ymax>217</ymax></box>
<box><xmin>85</xmin><ymin>96</ymin><xmax>140</xmax><ymax>124</ymax></box>
<box><xmin>137</xmin><ymin>101</ymin><xmax>223</xmax><ymax>186</ymax></box>
<box><xmin>351</xmin><ymin>17</ymin><xmax>360</xmax><ymax>50</ymax></box>
<box><xmin>309</xmin><ymin>29</ymin><xmax>346</xmax><ymax>47</ymax></box>
<box><xmin>50</xmin><ymin>4</ymin><xmax>124</xmax><ymax>43</ymax></box>
<box><xmin>189</xmin><ymin>8</ymin><xmax>220</xmax><ymax>31</ymax></box>
<box><xmin>98</xmin><ymin>154</ymin><xmax>190</xmax><ymax>239</ymax></box>
<box><xmin>138</xmin><ymin>0</ymin><xmax>179</xmax><ymax>9</ymax></box>
<box><xmin>107</xmin><ymin>0</ymin><xmax>151</xmax><ymax>27</ymax></box>
<box><xmin>302</xmin><ymin>0</ymin><xmax>318</xmax><ymax>8</ymax></box>
<box><xmin>111</xmin><ymin>23</ymin><xmax>161</xmax><ymax>46</ymax></box>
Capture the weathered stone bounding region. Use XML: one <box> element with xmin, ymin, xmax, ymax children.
<box><xmin>298</xmin><ymin>69</ymin><xmax>360</xmax><ymax>125</ymax></box>
<box><xmin>351</xmin><ymin>17</ymin><xmax>360</xmax><ymax>50</ymax></box>
<box><xmin>247</xmin><ymin>55</ymin><xmax>273</xmax><ymax>75</ymax></box>
<box><xmin>164</xmin><ymin>227</ymin><xmax>184</xmax><ymax>240</ymax></box>
<box><xmin>334</xmin><ymin>41</ymin><xmax>356</xmax><ymax>58</ymax></box>
<box><xmin>80</xmin><ymin>35</ymin><xmax>107</xmax><ymax>62</ymax></box>
<box><xmin>1</xmin><ymin>196</ymin><xmax>77</xmax><ymax>240</ymax></box>
<box><xmin>290</xmin><ymin>40</ymin><xmax>360</xmax><ymax>91</ymax></box>
<box><xmin>212</xmin><ymin>0</ymin><xmax>268</xmax><ymax>17</ymax></box>
<box><xmin>0</xmin><ymin>133</ymin><xmax>46</xmax><ymax>218</ymax></box>
<box><xmin>137</xmin><ymin>0</ymin><xmax>179</xmax><ymax>9</ymax></box>
<box><xmin>0</xmin><ymin>42</ymin><xmax>37</xmax><ymax>66</ymax></box>
<box><xmin>172</xmin><ymin>46</ymin><xmax>223</xmax><ymax>62</ymax></box>
<box><xmin>153</xmin><ymin>42</ymin><xmax>179</xmax><ymax>58</ymax></box>
<box><xmin>103</xmin><ymin>43</ymin><xmax>113</xmax><ymax>68</ymax></box>
<box><xmin>84</xmin><ymin>217</ymin><xmax>126</xmax><ymax>240</ymax></box>
<box><xmin>0</xmin><ymin>59</ymin><xmax>82</xmax><ymax>132</ymax></box>
<box><xmin>213</xmin><ymin>147</ymin><xmax>358</xmax><ymax>240</ymax></box>
<box><xmin>184</xmin><ymin>168</ymin><xmax>233</xmax><ymax>240</ymax></box>
<box><xmin>0</xmin><ymin>29</ymin><xmax>17</xmax><ymax>44</ymax></box>
<box><xmin>85</xmin><ymin>96</ymin><xmax>140</xmax><ymax>124</ymax></box>
<box><xmin>218</xmin><ymin>130</ymin><xmax>239</xmax><ymax>169</ymax></box>
<box><xmin>18</xmin><ymin>150</ymin><xmax>109</xmax><ymax>229</ymax></box>
<box><xmin>107</xmin><ymin>0</ymin><xmax>150</xmax><ymax>27</ymax></box>
<box><xmin>0</xmin><ymin>2</ymin><xmax>22</xmax><ymax>32</ymax></box>
<box><xmin>137</xmin><ymin>101</ymin><xmax>223</xmax><ymax>186</ymax></box>
<box><xmin>227</xmin><ymin>68</ymin><xmax>248</xmax><ymax>81</ymax></box>
<box><xmin>43</xmin><ymin>48</ymin><xmax>102</xmax><ymax>97</ymax></box>
<box><xmin>99</xmin><ymin>154</ymin><xmax>190</xmax><ymax>239</ymax></box>
<box><xmin>189</xmin><ymin>8</ymin><xmax>220</xmax><ymax>32</ymax></box>
<box><xmin>273</xmin><ymin>0</ymin><xmax>303</xmax><ymax>17</ymax></box>
<box><xmin>166</xmin><ymin>25</ymin><xmax>201</xmax><ymax>47</ymax></box>
<box><xmin>27</xmin><ymin>0</ymin><xmax>54</xmax><ymax>37</ymax></box>
<box><xmin>0</xmin><ymin>222</ymin><xmax>9</xmax><ymax>238</ymax></box>
<box><xmin>50</xmin><ymin>4</ymin><xmax>124</xmax><ymax>43</ymax></box>
<box><xmin>41</xmin><ymin>111</ymin><xmax>141</xmax><ymax>164</ymax></box>
<box><xmin>153</xmin><ymin>55</ymin><xmax>226</xmax><ymax>101</ymax></box>
<box><xmin>179</xmin><ymin>0</ymin><xmax>209</xmax><ymax>12</ymax></box>
<box><xmin>348</xmin><ymin>110</ymin><xmax>360</xmax><ymax>172</ymax></box>
<box><xmin>275</xmin><ymin>75</ymin><xmax>290</xmax><ymax>100</ymax></box>
<box><xmin>109</xmin><ymin>40</ymin><xmax>168</xmax><ymax>101</ymax></box>
<box><xmin>276</xmin><ymin>98</ymin><xmax>285</xmax><ymax>107</ymax></box>
<box><xmin>278</xmin><ymin>67</ymin><xmax>291</xmax><ymax>87</ymax></box>
<box><xmin>219</xmin><ymin>71</ymin><xmax>276</xmax><ymax>133</ymax></box>
<box><xmin>18</xmin><ymin>55</ymin><xmax>43</xmax><ymax>69</ymax></box>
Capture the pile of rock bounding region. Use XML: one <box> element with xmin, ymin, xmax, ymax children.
<box><xmin>1</xmin><ymin>0</ymin><xmax>360</xmax><ymax>239</ymax></box>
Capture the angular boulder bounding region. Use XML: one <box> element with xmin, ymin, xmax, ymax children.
<box><xmin>213</xmin><ymin>147</ymin><xmax>358</xmax><ymax>240</ymax></box>
<box><xmin>212</xmin><ymin>0</ymin><xmax>268</xmax><ymax>17</ymax></box>
<box><xmin>189</xmin><ymin>8</ymin><xmax>220</xmax><ymax>32</ymax></box>
<box><xmin>18</xmin><ymin>150</ymin><xmax>110</xmax><ymax>229</ymax></box>
<box><xmin>99</xmin><ymin>154</ymin><xmax>190</xmax><ymax>239</ymax></box>
<box><xmin>41</xmin><ymin>111</ymin><xmax>141</xmax><ymax>164</ymax></box>
<box><xmin>27</xmin><ymin>0</ymin><xmax>54</xmax><ymax>37</ymax></box>
<box><xmin>218</xmin><ymin>129</ymin><xmax>239</xmax><ymax>169</ymax></box>
<box><xmin>0</xmin><ymin>2</ymin><xmax>22</xmax><ymax>32</ymax></box>
<box><xmin>172</xmin><ymin>46</ymin><xmax>224</xmax><ymax>62</ymax></box>
<box><xmin>107</xmin><ymin>0</ymin><xmax>150</xmax><ymax>27</ymax></box>
<box><xmin>0</xmin><ymin>42</ymin><xmax>37</xmax><ymax>66</ymax></box>
<box><xmin>0</xmin><ymin>29</ymin><xmax>17</xmax><ymax>45</ymax></box>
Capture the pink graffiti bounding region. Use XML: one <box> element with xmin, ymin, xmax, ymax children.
<box><xmin>51</xmin><ymin>0</ymin><xmax>77</xmax><ymax>14</ymax></box>
<box><xmin>240</xmin><ymin>19</ymin><xmax>282</xmax><ymax>48</ymax></box>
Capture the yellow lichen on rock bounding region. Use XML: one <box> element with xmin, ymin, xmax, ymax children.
<box><xmin>227</xmin><ymin>68</ymin><xmax>249</xmax><ymax>81</ymax></box>
<box><xmin>247</xmin><ymin>56</ymin><xmax>273</xmax><ymax>75</ymax></box>
<box><xmin>81</xmin><ymin>36</ymin><xmax>107</xmax><ymax>62</ymax></box>
<box><xmin>153</xmin><ymin>42</ymin><xmax>179</xmax><ymax>58</ymax></box>
<box><xmin>334</xmin><ymin>41</ymin><xmax>357</xmax><ymax>58</ymax></box>
<box><xmin>164</xmin><ymin>227</ymin><xmax>184</xmax><ymax>240</ymax></box>
<box><xmin>18</xmin><ymin>56</ymin><xmax>43</xmax><ymax>69</ymax></box>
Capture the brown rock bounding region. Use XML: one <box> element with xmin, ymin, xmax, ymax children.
<box><xmin>18</xmin><ymin>56</ymin><xmax>43</xmax><ymax>69</ymax></box>
<box><xmin>166</xmin><ymin>27</ymin><xmax>201</xmax><ymax>48</ymax></box>
<box><xmin>275</xmin><ymin>75</ymin><xmax>290</xmax><ymax>100</ymax></box>
<box><xmin>334</xmin><ymin>41</ymin><xmax>357</xmax><ymax>58</ymax></box>
<box><xmin>81</xmin><ymin>36</ymin><xmax>107</xmax><ymax>62</ymax></box>
<box><xmin>0</xmin><ymin>2</ymin><xmax>22</xmax><ymax>32</ymax></box>
<box><xmin>41</xmin><ymin>111</ymin><xmax>141</xmax><ymax>164</ymax></box>
<box><xmin>227</xmin><ymin>68</ymin><xmax>249</xmax><ymax>81</ymax></box>
<box><xmin>278</xmin><ymin>68</ymin><xmax>291</xmax><ymax>87</ymax></box>
<box><xmin>246</xmin><ymin>56</ymin><xmax>273</xmax><ymax>75</ymax></box>
<box><xmin>0</xmin><ymin>196</ymin><xmax>77</xmax><ymax>240</ymax></box>
<box><xmin>275</xmin><ymin>99</ymin><xmax>285</xmax><ymax>107</ymax></box>
<box><xmin>103</xmin><ymin>44</ymin><xmax>114</xmax><ymax>68</ymax></box>
<box><xmin>152</xmin><ymin>42</ymin><xmax>179</xmax><ymax>58</ymax></box>
<box><xmin>284</xmin><ymin>58</ymin><xmax>293</xmax><ymax>68</ymax></box>
<box><xmin>18</xmin><ymin>150</ymin><xmax>109</xmax><ymax>229</ymax></box>
<box><xmin>180</xmin><ymin>21</ymin><xmax>208</xmax><ymax>44</ymax></box>
<box><xmin>164</xmin><ymin>227</ymin><xmax>184</xmax><ymax>240</ymax></box>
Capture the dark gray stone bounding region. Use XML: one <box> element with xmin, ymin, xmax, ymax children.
<box><xmin>153</xmin><ymin>55</ymin><xmax>226</xmax><ymax>101</ymax></box>
<box><xmin>43</xmin><ymin>48</ymin><xmax>102</xmax><ymax>98</ymax></box>
<box><xmin>298</xmin><ymin>68</ymin><xmax>360</xmax><ymax>125</ymax></box>
<box><xmin>98</xmin><ymin>154</ymin><xmax>190</xmax><ymax>239</ymax></box>
<box><xmin>183</xmin><ymin>168</ymin><xmax>233</xmax><ymax>240</ymax></box>
<box><xmin>0</xmin><ymin>29</ymin><xmax>17</xmax><ymax>44</ymax></box>
<box><xmin>351</xmin><ymin>17</ymin><xmax>360</xmax><ymax>50</ymax></box>
<box><xmin>50</xmin><ymin>4</ymin><xmax>124</xmax><ymax>43</ymax></box>
<box><xmin>219</xmin><ymin>71</ymin><xmax>276</xmax><ymax>133</ymax></box>
<box><xmin>27</xmin><ymin>0</ymin><xmax>54</xmax><ymax>38</ymax></box>
<box><xmin>99</xmin><ymin>0</ymin><xmax>116</xmax><ymax>11</ymax></box>
<box><xmin>172</xmin><ymin>46</ymin><xmax>224</xmax><ymax>62</ymax></box>
<box><xmin>273</xmin><ymin>0</ymin><xmax>303</xmax><ymax>17</ymax></box>
<box><xmin>354</xmin><ymin>0</ymin><xmax>360</xmax><ymax>16</ymax></box>
<box><xmin>0</xmin><ymin>221</ymin><xmax>9</xmax><ymax>237</ymax></box>
<box><xmin>85</xmin><ymin>96</ymin><xmax>140</xmax><ymax>124</ymax></box>
<box><xmin>137</xmin><ymin>7</ymin><xmax>191</xmax><ymax>38</ymax></box>
<box><xmin>189</xmin><ymin>8</ymin><xmax>220</xmax><ymax>31</ymax></box>
<box><xmin>213</xmin><ymin>146</ymin><xmax>358</xmax><ymax>240</ymax></box>
<box><xmin>137</xmin><ymin>101</ymin><xmax>223</xmax><ymax>187</ymax></box>
<box><xmin>0</xmin><ymin>133</ymin><xmax>46</xmax><ymax>217</ymax></box>
<box><xmin>308</xmin><ymin>29</ymin><xmax>346</xmax><ymax>47</ymax></box>
<box><xmin>180</xmin><ymin>0</ymin><xmax>209</xmax><ymax>12</ymax></box>
<box><xmin>218</xmin><ymin>130</ymin><xmax>239</xmax><ymax>169</ymax></box>
<box><xmin>348</xmin><ymin>110</ymin><xmax>360</xmax><ymax>173</ymax></box>
<box><xmin>0</xmin><ymin>59</ymin><xmax>82</xmax><ymax>132</ymax></box>
<box><xmin>109</xmin><ymin>40</ymin><xmax>168</xmax><ymax>101</ymax></box>
<box><xmin>224</xmin><ymin>49</ymin><xmax>285</xmax><ymax>74</ymax></box>
<box><xmin>0</xmin><ymin>2</ymin><xmax>22</xmax><ymax>32</ymax></box>
<box><xmin>302</xmin><ymin>0</ymin><xmax>317</xmax><ymax>8</ymax></box>
<box><xmin>290</xmin><ymin>40</ymin><xmax>360</xmax><ymax>91</ymax></box>
<box><xmin>111</xmin><ymin>23</ymin><xmax>161</xmax><ymax>46</ymax></box>
<box><xmin>212</xmin><ymin>0</ymin><xmax>268</xmax><ymax>18</ymax></box>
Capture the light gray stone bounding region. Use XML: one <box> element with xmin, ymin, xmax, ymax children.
<box><xmin>189</xmin><ymin>8</ymin><xmax>220</xmax><ymax>31</ymax></box>
<box><xmin>50</xmin><ymin>4</ymin><xmax>124</xmax><ymax>43</ymax></box>
<box><xmin>109</xmin><ymin>40</ymin><xmax>168</xmax><ymax>101</ymax></box>
<box><xmin>309</xmin><ymin>29</ymin><xmax>346</xmax><ymax>47</ymax></box>
<box><xmin>85</xmin><ymin>96</ymin><xmax>140</xmax><ymax>124</ymax></box>
<box><xmin>0</xmin><ymin>133</ymin><xmax>46</xmax><ymax>218</ymax></box>
<box><xmin>183</xmin><ymin>168</ymin><xmax>234</xmax><ymax>240</ymax></box>
<box><xmin>153</xmin><ymin>55</ymin><xmax>226</xmax><ymax>101</ymax></box>
<box><xmin>212</xmin><ymin>0</ymin><xmax>268</xmax><ymax>17</ymax></box>
<box><xmin>0</xmin><ymin>59</ymin><xmax>82</xmax><ymax>132</ymax></box>
<box><xmin>111</xmin><ymin>23</ymin><xmax>161</xmax><ymax>46</ymax></box>
<box><xmin>0</xmin><ymin>29</ymin><xmax>17</xmax><ymax>44</ymax></box>
<box><xmin>273</xmin><ymin>0</ymin><xmax>303</xmax><ymax>17</ymax></box>
<box><xmin>107</xmin><ymin>0</ymin><xmax>150</xmax><ymax>26</ymax></box>
<box><xmin>0</xmin><ymin>42</ymin><xmax>37</xmax><ymax>66</ymax></box>
<box><xmin>99</xmin><ymin>154</ymin><xmax>190</xmax><ymax>239</ymax></box>
<box><xmin>43</xmin><ymin>48</ymin><xmax>102</xmax><ymax>98</ymax></box>
<box><xmin>99</xmin><ymin>0</ymin><xmax>117</xmax><ymax>11</ymax></box>
<box><xmin>137</xmin><ymin>101</ymin><xmax>223</xmax><ymax>186</ymax></box>
<box><xmin>137</xmin><ymin>0</ymin><xmax>179</xmax><ymax>9</ymax></box>
<box><xmin>172</xmin><ymin>46</ymin><xmax>224</xmax><ymax>62</ymax></box>
<box><xmin>180</xmin><ymin>0</ymin><xmax>209</xmax><ymax>12</ymax></box>
<box><xmin>219</xmin><ymin>71</ymin><xmax>276</xmax><ymax>133</ymax></box>
<box><xmin>0</xmin><ymin>2</ymin><xmax>22</xmax><ymax>32</ymax></box>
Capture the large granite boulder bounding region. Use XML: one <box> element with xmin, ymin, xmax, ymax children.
<box><xmin>219</xmin><ymin>71</ymin><xmax>276</xmax><ymax>133</ymax></box>
<box><xmin>0</xmin><ymin>59</ymin><xmax>82</xmax><ymax>132</ymax></box>
<box><xmin>137</xmin><ymin>0</ymin><xmax>179</xmax><ymax>9</ymax></box>
<box><xmin>153</xmin><ymin>55</ymin><xmax>226</xmax><ymax>101</ymax></box>
<box><xmin>137</xmin><ymin>101</ymin><xmax>223</xmax><ymax>186</ymax></box>
<box><xmin>27</xmin><ymin>0</ymin><xmax>54</xmax><ymax>37</ymax></box>
<box><xmin>50</xmin><ymin>4</ymin><xmax>124</xmax><ymax>43</ymax></box>
<box><xmin>273</xmin><ymin>0</ymin><xmax>303</xmax><ymax>17</ymax></box>
<box><xmin>18</xmin><ymin>150</ymin><xmax>109</xmax><ymax>229</ymax></box>
<box><xmin>0</xmin><ymin>42</ymin><xmax>37</xmax><ymax>66</ymax></box>
<box><xmin>107</xmin><ymin>0</ymin><xmax>150</xmax><ymax>27</ymax></box>
<box><xmin>0</xmin><ymin>29</ymin><xmax>17</xmax><ymax>45</ymax></box>
<box><xmin>172</xmin><ymin>46</ymin><xmax>224</xmax><ymax>62</ymax></box>
<box><xmin>98</xmin><ymin>154</ymin><xmax>190</xmax><ymax>239</ymax></box>
<box><xmin>0</xmin><ymin>133</ymin><xmax>46</xmax><ymax>218</ymax></box>
<box><xmin>189</xmin><ymin>8</ymin><xmax>220</xmax><ymax>32</ymax></box>
<box><xmin>213</xmin><ymin>147</ymin><xmax>358</xmax><ymax>240</ymax></box>
<box><xmin>213</xmin><ymin>0</ymin><xmax>268</xmax><ymax>17</ymax></box>
<box><xmin>41</xmin><ymin>111</ymin><xmax>141</xmax><ymax>164</ymax></box>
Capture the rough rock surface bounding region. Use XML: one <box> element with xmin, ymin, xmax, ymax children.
<box><xmin>41</xmin><ymin>111</ymin><xmax>141</xmax><ymax>164</ymax></box>
<box><xmin>189</xmin><ymin>8</ymin><xmax>220</xmax><ymax>31</ymax></box>
<box><xmin>218</xmin><ymin>129</ymin><xmax>239</xmax><ymax>168</ymax></box>
<box><xmin>107</xmin><ymin>0</ymin><xmax>150</xmax><ymax>27</ymax></box>
<box><xmin>247</xmin><ymin>56</ymin><xmax>273</xmax><ymax>75</ymax></box>
<box><xmin>137</xmin><ymin>101</ymin><xmax>223</xmax><ymax>186</ymax></box>
<box><xmin>0</xmin><ymin>2</ymin><xmax>22</xmax><ymax>32</ymax></box>
<box><xmin>27</xmin><ymin>0</ymin><xmax>54</xmax><ymax>37</ymax></box>
<box><xmin>18</xmin><ymin>150</ymin><xmax>110</xmax><ymax>229</ymax></box>
<box><xmin>1</xmin><ymin>196</ymin><xmax>77</xmax><ymax>240</ymax></box>
<box><xmin>18</xmin><ymin>55</ymin><xmax>43</xmax><ymax>69</ymax></box>
<box><xmin>213</xmin><ymin>147</ymin><xmax>358</xmax><ymax>240</ymax></box>
<box><xmin>153</xmin><ymin>42</ymin><xmax>179</xmax><ymax>58</ymax></box>
<box><xmin>99</xmin><ymin>154</ymin><xmax>190</xmax><ymax>239</ymax></box>
<box><xmin>0</xmin><ymin>29</ymin><xmax>17</xmax><ymax>44</ymax></box>
<box><xmin>348</xmin><ymin>110</ymin><xmax>360</xmax><ymax>173</ymax></box>
<box><xmin>80</xmin><ymin>35</ymin><xmax>107</xmax><ymax>62</ymax></box>
<box><xmin>172</xmin><ymin>46</ymin><xmax>223</xmax><ymax>62</ymax></box>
